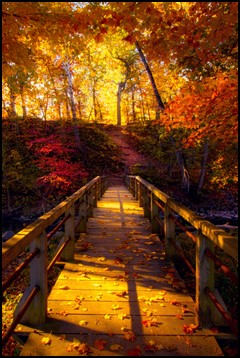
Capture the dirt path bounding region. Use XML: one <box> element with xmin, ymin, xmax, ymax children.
<box><xmin>103</xmin><ymin>126</ymin><xmax>157</xmax><ymax>171</ymax></box>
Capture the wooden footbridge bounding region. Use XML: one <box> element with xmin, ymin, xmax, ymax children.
<box><xmin>2</xmin><ymin>176</ymin><xmax>238</xmax><ymax>356</ymax></box>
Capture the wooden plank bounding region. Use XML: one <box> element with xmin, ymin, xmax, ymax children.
<box><xmin>17</xmin><ymin>313</ymin><xmax>219</xmax><ymax>336</ymax></box>
<box><xmin>47</xmin><ymin>299</ymin><xmax>196</xmax><ymax>316</ymax></box>
<box><xmin>20</xmin><ymin>332</ymin><xmax>223</xmax><ymax>356</ymax></box>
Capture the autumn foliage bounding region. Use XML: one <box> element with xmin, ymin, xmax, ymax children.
<box><xmin>2</xmin><ymin>2</ymin><xmax>238</xmax><ymax>203</ymax></box>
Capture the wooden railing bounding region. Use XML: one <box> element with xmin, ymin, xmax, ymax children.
<box><xmin>2</xmin><ymin>176</ymin><xmax>109</xmax><ymax>345</ymax></box>
<box><xmin>125</xmin><ymin>175</ymin><xmax>238</xmax><ymax>337</ymax></box>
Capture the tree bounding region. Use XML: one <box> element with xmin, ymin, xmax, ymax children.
<box><xmin>135</xmin><ymin>41</ymin><xmax>165</xmax><ymax>118</ymax></box>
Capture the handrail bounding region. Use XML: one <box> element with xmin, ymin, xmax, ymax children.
<box><xmin>125</xmin><ymin>175</ymin><xmax>238</xmax><ymax>336</ymax></box>
<box><xmin>2</xmin><ymin>176</ymin><xmax>109</xmax><ymax>346</ymax></box>
<box><xmin>126</xmin><ymin>175</ymin><xmax>238</xmax><ymax>260</ymax></box>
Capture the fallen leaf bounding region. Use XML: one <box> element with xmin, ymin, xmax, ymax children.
<box><xmin>118</xmin><ymin>313</ymin><xmax>127</xmax><ymax>320</ymax></box>
<box><xmin>104</xmin><ymin>314</ymin><xmax>111</xmax><ymax>320</ymax></box>
<box><xmin>115</xmin><ymin>291</ymin><xmax>127</xmax><ymax>297</ymax></box>
<box><xmin>176</xmin><ymin>314</ymin><xmax>183</xmax><ymax>320</ymax></box>
<box><xmin>111</xmin><ymin>304</ymin><xmax>121</xmax><ymax>310</ymax></box>
<box><xmin>59</xmin><ymin>310</ymin><xmax>68</xmax><ymax>316</ymax></box>
<box><xmin>79</xmin><ymin>320</ymin><xmax>88</xmax><ymax>326</ymax></box>
<box><xmin>41</xmin><ymin>337</ymin><xmax>51</xmax><ymax>345</ymax></box>
<box><xmin>94</xmin><ymin>339</ymin><xmax>107</xmax><ymax>350</ymax></box>
<box><xmin>124</xmin><ymin>330</ymin><xmax>136</xmax><ymax>341</ymax></box>
<box><xmin>110</xmin><ymin>344</ymin><xmax>123</xmax><ymax>351</ymax></box>
<box><xmin>142</xmin><ymin>318</ymin><xmax>158</xmax><ymax>327</ymax></box>
<box><xmin>183</xmin><ymin>324</ymin><xmax>198</xmax><ymax>334</ymax></box>
<box><xmin>78</xmin><ymin>343</ymin><xmax>92</xmax><ymax>354</ymax></box>
<box><xmin>181</xmin><ymin>306</ymin><xmax>190</xmax><ymax>313</ymax></box>
<box><xmin>98</xmin><ymin>256</ymin><xmax>106</xmax><ymax>261</ymax></box>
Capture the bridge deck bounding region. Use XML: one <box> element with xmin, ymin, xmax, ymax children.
<box><xmin>18</xmin><ymin>184</ymin><xmax>223</xmax><ymax>356</ymax></box>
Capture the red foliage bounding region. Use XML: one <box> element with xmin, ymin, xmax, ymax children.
<box><xmin>28</xmin><ymin>133</ymin><xmax>88</xmax><ymax>197</ymax></box>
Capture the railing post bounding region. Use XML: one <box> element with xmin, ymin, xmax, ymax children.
<box><xmin>195</xmin><ymin>230</ymin><xmax>215</xmax><ymax>327</ymax></box>
<box><xmin>97</xmin><ymin>179</ymin><xmax>101</xmax><ymax>200</ymax></box>
<box><xmin>143</xmin><ymin>187</ymin><xmax>151</xmax><ymax>219</ymax></box>
<box><xmin>15</xmin><ymin>230</ymin><xmax>48</xmax><ymax>325</ymax></box>
<box><xmin>164</xmin><ymin>204</ymin><xmax>177</xmax><ymax>260</ymax></box>
<box><xmin>138</xmin><ymin>182</ymin><xmax>143</xmax><ymax>207</ymax></box>
<box><xmin>93</xmin><ymin>183</ymin><xmax>98</xmax><ymax>208</ymax></box>
<box><xmin>61</xmin><ymin>205</ymin><xmax>75</xmax><ymax>261</ymax></box>
<box><xmin>151</xmin><ymin>193</ymin><xmax>159</xmax><ymax>233</ymax></box>
<box><xmin>75</xmin><ymin>193</ymin><xmax>87</xmax><ymax>235</ymax></box>
<box><xmin>135</xmin><ymin>179</ymin><xmax>138</xmax><ymax>200</ymax></box>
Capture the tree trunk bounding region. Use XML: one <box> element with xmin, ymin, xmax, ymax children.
<box><xmin>65</xmin><ymin>89</ymin><xmax>70</xmax><ymax>118</ymax></box>
<box><xmin>62</xmin><ymin>61</ymin><xmax>77</xmax><ymax>122</ymax></box>
<box><xmin>92</xmin><ymin>81</ymin><xmax>97</xmax><ymax>122</ymax></box>
<box><xmin>20</xmin><ymin>85</ymin><xmax>27</xmax><ymax>119</ymax></box>
<box><xmin>170</xmin><ymin>136</ymin><xmax>190</xmax><ymax>193</ymax></box>
<box><xmin>135</xmin><ymin>41</ymin><xmax>165</xmax><ymax>112</ymax></box>
<box><xmin>9</xmin><ymin>88</ymin><xmax>17</xmax><ymax>116</ymax></box>
<box><xmin>140</xmin><ymin>88</ymin><xmax>146</xmax><ymax>123</ymax></box>
<box><xmin>97</xmin><ymin>98</ymin><xmax>103</xmax><ymax>122</ymax></box>
<box><xmin>62</xmin><ymin>61</ymin><xmax>81</xmax><ymax>149</ymax></box>
<box><xmin>147</xmin><ymin>101</ymin><xmax>151</xmax><ymax>121</ymax></box>
<box><xmin>78</xmin><ymin>99</ymin><xmax>82</xmax><ymax>120</ymax></box>
<box><xmin>117</xmin><ymin>82</ymin><xmax>125</xmax><ymax>126</ymax></box>
<box><xmin>131</xmin><ymin>89</ymin><xmax>136</xmax><ymax>122</ymax></box>
<box><xmin>197</xmin><ymin>139</ymin><xmax>209</xmax><ymax>194</ymax></box>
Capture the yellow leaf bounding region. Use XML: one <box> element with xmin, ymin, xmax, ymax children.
<box><xmin>110</xmin><ymin>344</ymin><xmax>123</xmax><ymax>351</ymax></box>
<box><xmin>117</xmin><ymin>313</ymin><xmax>127</xmax><ymax>320</ymax></box>
<box><xmin>79</xmin><ymin>320</ymin><xmax>88</xmax><ymax>326</ymax></box>
<box><xmin>111</xmin><ymin>304</ymin><xmax>120</xmax><ymax>310</ymax></box>
<box><xmin>98</xmin><ymin>256</ymin><xmax>106</xmax><ymax>261</ymax></box>
<box><xmin>41</xmin><ymin>337</ymin><xmax>51</xmax><ymax>345</ymax></box>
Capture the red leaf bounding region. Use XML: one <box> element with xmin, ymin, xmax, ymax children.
<box><xmin>94</xmin><ymin>339</ymin><xmax>107</xmax><ymax>350</ymax></box>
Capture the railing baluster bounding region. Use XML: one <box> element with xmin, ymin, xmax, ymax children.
<box><xmin>195</xmin><ymin>230</ymin><xmax>215</xmax><ymax>327</ymax></box>
<box><xmin>75</xmin><ymin>193</ymin><xmax>87</xmax><ymax>234</ymax></box>
<box><xmin>164</xmin><ymin>204</ymin><xmax>177</xmax><ymax>260</ymax></box>
<box><xmin>61</xmin><ymin>206</ymin><xmax>75</xmax><ymax>261</ymax></box>
<box><xmin>138</xmin><ymin>182</ymin><xmax>143</xmax><ymax>207</ymax></box>
<box><xmin>151</xmin><ymin>193</ymin><xmax>159</xmax><ymax>233</ymax></box>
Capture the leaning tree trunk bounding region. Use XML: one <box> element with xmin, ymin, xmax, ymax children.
<box><xmin>135</xmin><ymin>41</ymin><xmax>165</xmax><ymax>117</ymax></box>
<box><xmin>62</xmin><ymin>61</ymin><xmax>81</xmax><ymax>149</ymax></box>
